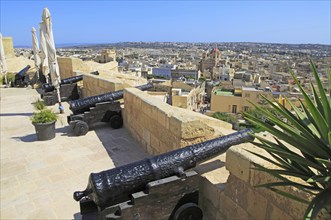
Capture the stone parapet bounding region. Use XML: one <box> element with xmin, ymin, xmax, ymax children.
<box><xmin>123</xmin><ymin>87</ymin><xmax>232</xmax><ymax>155</ymax></box>
<box><xmin>82</xmin><ymin>74</ymin><xmax>125</xmax><ymax>97</ymax></box>
<box><xmin>58</xmin><ymin>57</ymin><xmax>90</xmax><ymax>79</ymax></box>
<box><xmin>121</xmin><ymin>86</ymin><xmax>322</xmax><ymax>219</ymax></box>
<box><xmin>199</xmin><ymin>139</ymin><xmax>328</xmax><ymax>219</ymax></box>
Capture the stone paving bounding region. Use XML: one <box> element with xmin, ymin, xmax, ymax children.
<box><xmin>0</xmin><ymin>87</ymin><xmax>149</xmax><ymax>219</ymax></box>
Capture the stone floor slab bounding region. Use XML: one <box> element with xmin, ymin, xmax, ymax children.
<box><xmin>0</xmin><ymin>87</ymin><xmax>148</xmax><ymax>219</ymax></box>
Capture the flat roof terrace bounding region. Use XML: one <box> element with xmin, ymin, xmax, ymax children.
<box><xmin>0</xmin><ymin>87</ymin><xmax>148</xmax><ymax>219</ymax></box>
<box><xmin>213</xmin><ymin>89</ymin><xmax>234</xmax><ymax>96</ymax></box>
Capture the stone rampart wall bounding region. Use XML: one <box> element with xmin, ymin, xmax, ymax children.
<box><xmin>58</xmin><ymin>57</ymin><xmax>90</xmax><ymax>79</ymax></box>
<box><xmin>199</xmin><ymin>141</ymin><xmax>325</xmax><ymax>220</ymax></box>
<box><xmin>82</xmin><ymin>76</ymin><xmax>321</xmax><ymax>219</ymax></box>
<box><xmin>123</xmin><ymin>87</ymin><xmax>232</xmax><ymax>155</ymax></box>
<box><xmin>82</xmin><ymin>74</ymin><xmax>125</xmax><ymax>97</ymax></box>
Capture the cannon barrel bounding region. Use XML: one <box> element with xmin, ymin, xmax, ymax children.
<box><xmin>61</xmin><ymin>75</ymin><xmax>83</xmax><ymax>85</ymax></box>
<box><xmin>69</xmin><ymin>83</ymin><xmax>153</xmax><ymax>114</ymax></box>
<box><xmin>73</xmin><ymin>128</ymin><xmax>254</xmax><ymax>208</ymax></box>
<box><xmin>16</xmin><ymin>65</ymin><xmax>31</xmax><ymax>77</ymax></box>
<box><xmin>43</xmin><ymin>75</ymin><xmax>83</xmax><ymax>93</ymax></box>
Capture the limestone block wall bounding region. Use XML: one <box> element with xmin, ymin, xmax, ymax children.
<box><xmin>122</xmin><ymin>86</ymin><xmax>321</xmax><ymax>219</ymax></box>
<box><xmin>123</xmin><ymin>88</ymin><xmax>232</xmax><ymax>155</ymax></box>
<box><xmin>58</xmin><ymin>57</ymin><xmax>89</xmax><ymax>79</ymax></box>
<box><xmin>3</xmin><ymin>37</ymin><xmax>15</xmax><ymax>58</ymax></box>
<box><xmin>82</xmin><ymin>74</ymin><xmax>125</xmax><ymax>97</ymax></box>
<box><xmin>199</xmin><ymin>141</ymin><xmax>327</xmax><ymax>220</ymax></box>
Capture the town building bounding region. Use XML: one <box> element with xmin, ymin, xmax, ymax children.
<box><xmin>172</xmin><ymin>82</ymin><xmax>206</xmax><ymax>111</ymax></box>
<box><xmin>198</xmin><ymin>47</ymin><xmax>221</xmax><ymax>79</ymax></box>
<box><xmin>171</xmin><ymin>69</ymin><xmax>199</xmax><ymax>80</ymax></box>
<box><xmin>152</xmin><ymin>68</ymin><xmax>171</xmax><ymax>79</ymax></box>
<box><xmin>210</xmin><ymin>86</ymin><xmax>272</xmax><ymax>113</ymax></box>
<box><xmin>95</xmin><ymin>49</ymin><xmax>116</xmax><ymax>63</ymax></box>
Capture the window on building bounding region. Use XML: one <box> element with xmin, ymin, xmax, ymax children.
<box><xmin>245</xmin><ymin>93</ymin><xmax>250</xmax><ymax>98</ymax></box>
<box><xmin>232</xmin><ymin>105</ymin><xmax>237</xmax><ymax>113</ymax></box>
<box><xmin>243</xmin><ymin>106</ymin><xmax>249</xmax><ymax>112</ymax></box>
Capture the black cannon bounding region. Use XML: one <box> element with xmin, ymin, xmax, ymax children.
<box><xmin>67</xmin><ymin>83</ymin><xmax>153</xmax><ymax>136</ymax></box>
<box><xmin>41</xmin><ymin>75</ymin><xmax>83</xmax><ymax>106</ymax></box>
<box><xmin>13</xmin><ymin>65</ymin><xmax>31</xmax><ymax>87</ymax></box>
<box><xmin>73</xmin><ymin>129</ymin><xmax>254</xmax><ymax>219</ymax></box>
<box><xmin>69</xmin><ymin>83</ymin><xmax>153</xmax><ymax>114</ymax></box>
<box><xmin>90</xmin><ymin>71</ymin><xmax>100</xmax><ymax>75</ymax></box>
<box><xmin>42</xmin><ymin>75</ymin><xmax>83</xmax><ymax>93</ymax></box>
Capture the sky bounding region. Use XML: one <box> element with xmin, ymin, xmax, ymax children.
<box><xmin>0</xmin><ymin>0</ymin><xmax>330</xmax><ymax>46</ymax></box>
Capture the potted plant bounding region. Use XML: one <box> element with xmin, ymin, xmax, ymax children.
<box><xmin>31</xmin><ymin>99</ymin><xmax>58</xmax><ymax>141</ymax></box>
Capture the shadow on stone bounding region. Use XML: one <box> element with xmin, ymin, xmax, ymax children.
<box><xmin>12</xmin><ymin>126</ymin><xmax>72</xmax><ymax>142</ymax></box>
<box><xmin>12</xmin><ymin>133</ymin><xmax>37</xmax><ymax>142</ymax></box>
<box><xmin>0</xmin><ymin>112</ymin><xmax>33</xmax><ymax>117</ymax></box>
<box><xmin>35</xmin><ymin>88</ymin><xmax>44</xmax><ymax>95</ymax></box>
<box><xmin>73</xmin><ymin>212</ymin><xmax>98</xmax><ymax>220</ymax></box>
<box><xmin>194</xmin><ymin>159</ymin><xmax>225</xmax><ymax>174</ymax></box>
<box><xmin>59</xmin><ymin>126</ymin><xmax>76</xmax><ymax>137</ymax></box>
<box><xmin>94</xmin><ymin>123</ymin><xmax>149</xmax><ymax>167</ymax></box>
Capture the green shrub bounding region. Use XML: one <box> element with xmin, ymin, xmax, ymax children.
<box><xmin>212</xmin><ymin>112</ymin><xmax>238</xmax><ymax>129</ymax></box>
<box><xmin>31</xmin><ymin>99</ymin><xmax>57</xmax><ymax>124</ymax></box>
<box><xmin>31</xmin><ymin>109</ymin><xmax>57</xmax><ymax>124</ymax></box>
<box><xmin>33</xmin><ymin>99</ymin><xmax>46</xmax><ymax>111</ymax></box>
<box><xmin>244</xmin><ymin>60</ymin><xmax>331</xmax><ymax>219</ymax></box>
<box><xmin>1</xmin><ymin>72</ymin><xmax>15</xmax><ymax>85</ymax></box>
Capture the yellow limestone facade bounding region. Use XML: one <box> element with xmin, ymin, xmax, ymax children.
<box><xmin>2</xmin><ymin>37</ymin><xmax>15</xmax><ymax>58</ymax></box>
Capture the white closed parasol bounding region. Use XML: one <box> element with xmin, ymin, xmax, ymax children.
<box><xmin>39</xmin><ymin>22</ymin><xmax>49</xmax><ymax>83</ymax></box>
<box><xmin>0</xmin><ymin>33</ymin><xmax>8</xmax><ymax>87</ymax></box>
<box><xmin>41</xmin><ymin>8</ymin><xmax>64</xmax><ymax>113</ymax></box>
<box><xmin>31</xmin><ymin>27</ymin><xmax>41</xmax><ymax>80</ymax></box>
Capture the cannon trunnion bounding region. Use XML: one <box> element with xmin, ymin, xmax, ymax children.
<box><xmin>73</xmin><ymin>129</ymin><xmax>254</xmax><ymax>219</ymax></box>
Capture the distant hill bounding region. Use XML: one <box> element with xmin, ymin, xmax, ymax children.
<box><xmin>14</xmin><ymin>45</ymin><xmax>30</xmax><ymax>48</ymax></box>
<box><xmin>14</xmin><ymin>41</ymin><xmax>331</xmax><ymax>49</ymax></box>
<box><xmin>14</xmin><ymin>43</ymin><xmax>98</xmax><ymax>48</ymax></box>
<box><xmin>56</xmin><ymin>43</ymin><xmax>97</xmax><ymax>48</ymax></box>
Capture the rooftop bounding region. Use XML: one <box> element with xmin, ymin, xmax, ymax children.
<box><xmin>213</xmin><ymin>89</ymin><xmax>234</xmax><ymax>96</ymax></box>
<box><xmin>242</xmin><ymin>86</ymin><xmax>259</xmax><ymax>91</ymax></box>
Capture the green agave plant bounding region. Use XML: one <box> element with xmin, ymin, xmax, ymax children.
<box><xmin>244</xmin><ymin>60</ymin><xmax>331</xmax><ymax>219</ymax></box>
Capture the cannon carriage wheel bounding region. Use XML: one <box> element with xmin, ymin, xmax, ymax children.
<box><xmin>73</xmin><ymin>121</ymin><xmax>89</xmax><ymax>136</ymax></box>
<box><xmin>173</xmin><ymin>203</ymin><xmax>203</xmax><ymax>220</ymax></box>
<box><xmin>109</xmin><ymin>114</ymin><xmax>123</xmax><ymax>129</ymax></box>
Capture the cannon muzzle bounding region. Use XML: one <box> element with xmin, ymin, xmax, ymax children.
<box><xmin>16</xmin><ymin>65</ymin><xmax>31</xmax><ymax>76</ymax></box>
<box><xmin>74</xmin><ymin>128</ymin><xmax>254</xmax><ymax>208</ymax></box>
<box><xmin>69</xmin><ymin>83</ymin><xmax>153</xmax><ymax>114</ymax></box>
<box><xmin>13</xmin><ymin>65</ymin><xmax>32</xmax><ymax>87</ymax></box>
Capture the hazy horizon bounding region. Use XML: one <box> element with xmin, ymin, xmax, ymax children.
<box><xmin>1</xmin><ymin>1</ymin><xmax>330</xmax><ymax>46</ymax></box>
<box><xmin>12</xmin><ymin>41</ymin><xmax>331</xmax><ymax>49</ymax></box>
